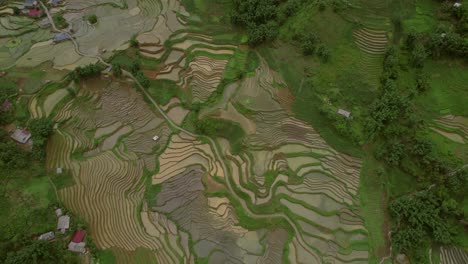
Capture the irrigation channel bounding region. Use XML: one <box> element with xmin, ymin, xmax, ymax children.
<box><xmin>39</xmin><ymin>0</ymin><xmax>321</xmax><ymax>260</ymax></box>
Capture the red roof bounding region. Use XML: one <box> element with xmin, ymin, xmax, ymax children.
<box><xmin>28</xmin><ymin>9</ymin><xmax>42</xmax><ymax>16</ymax></box>
<box><xmin>71</xmin><ymin>230</ymin><xmax>86</xmax><ymax>243</ymax></box>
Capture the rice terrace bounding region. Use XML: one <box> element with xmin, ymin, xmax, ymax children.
<box><xmin>0</xmin><ymin>0</ymin><xmax>467</xmax><ymax>263</ymax></box>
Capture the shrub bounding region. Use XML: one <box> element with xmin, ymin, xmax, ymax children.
<box><xmin>87</xmin><ymin>14</ymin><xmax>98</xmax><ymax>24</ymax></box>
<box><xmin>52</xmin><ymin>14</ymin><xmax>68</xmax><ymax>29</ymax></box>
<box><xmin>301</xmin><ymin>33</ymin><xmax>319</xmax><ymax>55</ymax></box>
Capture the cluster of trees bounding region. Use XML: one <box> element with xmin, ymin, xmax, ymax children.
<box><xmin>28</xmin><ymin>118</ymin><xmax>54</xmax><ymax>160</ymax></box>
<box><xmin>2</xmin><ymin>240</ymin><xmax>79</xmax><ymax>264</ymax></box>
<box><xmin>0</xmin><ymin>137</ymin><xmax>29</xmax><ymax>170</ymax></box>
<box><xmin>53</xmin><ymin>13</ymin><xmax>69</xmax><ymax>29</ymax></box>
<box><xmin>87</xmin><ymin>14</ymin><xmax>98</xmax><ymax>24</ymax></box>
<box><xmin>231</xmin><ymin>0</ymin><xmax>280</xmax><ymax>45</ymax></box>
<box><xmin>128</xmin><ymin>60</ymin><xmax>150</xmax><ymax>88</ymax></box>
<box><xmin>195</xmin><ymin>118</ymin><xmax>246</xmax><ymax>154</ymax></box>
<box><xmin>366</xmin><ymin>45</ymin><xmax>466</xmax><ymax>260</ymax></box>
<box><xmin>389</xmin><ymin>168</ymin><xmax>467</xmax><ymax>262</ymax></box>
<box><xmin>69</xmin><ymin>64</ymin><xmax>103</xmax><ymax>81</ymax></box>
<box><xmin>297</xmin><ymin>33</ymin><xmax>331</xmax><ymax>62</ymax></box>
<box><xmin>0</xmin><ymin>79</ymin><xmax>16</xmax><ymax>125</ymax></box>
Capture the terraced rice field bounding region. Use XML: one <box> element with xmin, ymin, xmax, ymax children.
<box><xmin>45</xmin><ymin>79</ymin><xmax>185</xmax><ymax>262</ymax></box>
<box><xmin>25</xmin><ymin>0</ymin><xmax>373</xmax><ymax>262</ymax></box>
<box><xmin>440</xmin><ymin>246</ymin><xmax>468</xmax><ymax>264</ymax></box>
<box><xmin>433</xmin><ymin>115</ymin><xmax>468</xmax><ymax>143</ymax></box>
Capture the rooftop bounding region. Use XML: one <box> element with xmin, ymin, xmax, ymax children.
<box><xmin>28</xmin><ymin>8</ymin><xmax>42</xmax><ymax>17</ymax></box>
<box><xmin>10</xmin><ymin>128</ymin><xmax>31</xmax><ymax>144</ymax></box>
<box><xmin>337</xmin><ymin>109</ymin><xmax>351</xmax><ymax>118</ymax></box>
<box><xmin>71</xmin><ymin>230</ymin><xmax>86</xmax><ymax>243</ymax></box>
<box><xmin>53</xmin><ymin>32</ymin><xmax>72</xmax><ymax>42</ymax></box>
<box><xmin>38</xmin><ymin>231</ymin><xmax>55</xmax><ymax>241</ymax></box>
<box><xmin>68</xmin><ymin>242</ymin><xmax>86</xmax><ymax>253</ymax></box>
<box><xmin>57</xmin><ymin>215</ymin><xmax>70</xmax><ymax>232</ymax></box>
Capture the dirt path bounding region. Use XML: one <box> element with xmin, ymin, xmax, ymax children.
<box><xmin>40</xmin><ymin>0</ymin><xmax>318</xmax><ymax>258</ymax></box>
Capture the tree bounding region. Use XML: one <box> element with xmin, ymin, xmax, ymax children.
<box><xmin>301</xmin><ymin>33</ymin><xmax>319</xmax><ymax>55</ymax></box>
<box><xmin>0</xmin><ymin>141</ymin><xmax>29</xmax><ymax>170</ymax></box>
<box><xmin>12</xmin><ymin>7</ymin><xmax>20</xmax><ymax>15</ymax></box>
<box><xmin>415</xmin><ymin>72</ymin><xmax>430</xmax><ymax>92</ymax></box>
<box><xmin>87</xmin><ymin>14</ymin><xmax>98</xmax><ymax>24</ymax></box>
<box><xmin>410</xmin><ymin>44</ymin><xmax>427</xmax><ymax>68</ymax></box>
<box><xmin>112</xmin><ymin>63</ymin><xmax>122</xmax><ymax>77</ymax></box>
<box><xmin>130</xmin><ymin>60</ymin><xmax>141</xmax><ymax>75</ymax></box>
<box><xmin>231</xmin><ymin>0</ymin><xmax>280</xmax><ymax>45</ymax></box>
<box><xmin>317</xmin><ymin>45</ymin><xmax>331</xmax><ymax>62</ymax></box>
<box><xmin>52</xmin><ymin>14</ymin><xmax>68</xmax><ymax>29</ymax></box>
<box><xmin>28</xmin><ymin>118</ymin><xmax>54</xmax><ymax>160</ymax></box>
<box><xmin>135</xmin><ymin>72</ymin><xmax>150</xmax><ymax>88</ymax></box>
<box><xmin>0</xmin><ymin>79</ymin><xmax>17</xmax><ymax>102</ymax></box>
<box><xmin>129</xmin><ymin>35</ymin><xmax>139</xmax><ymax>47</ymax></box>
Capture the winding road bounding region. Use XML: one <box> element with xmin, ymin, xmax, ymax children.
<box><xmin>40</xmin><ymin>1</ymin><xmax>321</xmax><ymax>261</ymax></box>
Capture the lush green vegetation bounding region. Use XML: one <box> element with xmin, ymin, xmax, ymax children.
<box><xmin>195</xmin><ymin>117</ymin><xmax>246</xmax><ymax>154</ymax></box>
<box><xmin>225</xmin><ymin>0</ymin><xmax>468</xmax><ymax>262</ymax></box>
<box><xmin>52</xmin><ymin>13</ymin><xmax>69</xmax><ymax>29</ymax></box>
<box><xmin>87</xmin><ymin>14</ymin><xmax>98</xmax><ymax>24</ymax></box>
<box><xmin>69</xmin><ymin>64</ymin><xmax>103</xmax><ymax>81</ymax></box>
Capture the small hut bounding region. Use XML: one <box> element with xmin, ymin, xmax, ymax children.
<box><xmin>38</xmin><ymin>231</ymin><xmax>55</xmax><ymax>241</ymax></box>
<box><xmin>337</xmin><ymin>109</ymin><xmax>352</xmax><ymax>119</ymax></box>
<box><xmin>57</xmin><ymin>215</ymin><xmax>70</xmax><ymax>233</ymax></box>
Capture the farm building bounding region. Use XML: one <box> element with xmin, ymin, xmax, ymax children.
<box><xmin>68</xmin><ymin>230</ymin><xmax>86</xmax><ymax>253</ymax></box>
<box><xmin>57</xmin><ymin>215</ymin><xmax>70</xmax><ymax>233</ymax></box>
<box><xmin>10</xmin><ymin>128</ymin><xmax>31</xmax><ymax>144</ymax></box>
<box><xmin>55</xmin><ymin>208</ymin><xmax>63</xmax><ymax>217</ymax></box>
<box><xmin>28</xmin><ymin>9</ymin><xmax>42</xmax><ymax>17</ymax></box>
<box><xmin>52</xmin><ymin>32</ymin><xmax>72</xmax><ymax>43</ymax></box>
<box><xmin>38</xmin><ymin>231</ymin><xmax>55</xmax><ymax>241</ymax></box>
<box><xmin>337</xmin><ymin>109</ymin><xmax>352</xmax><ymax>119</ymax></box>
<box><xmin>48</xmin><ymin>0</ymin><xmax>61</xmax><ymax>6</ymax></box>
<box><xmin>1</xmin><ymin>100</ymin><xmax>12</xmax><ymax>112</ymax></box>
<box><xmin>24</xmin><ymin>0</ymin><xmax>37</xmax><ymax>8</ymax></box>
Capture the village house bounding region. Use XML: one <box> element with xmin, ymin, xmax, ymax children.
<box><xmin>28</xmin><ymin>8</ymin><xmax>42</xmax><ymax>17</ymax></box>
<box><xmin>337</xmin><ymin>109</ymin><xmax>352</xmax><ymax>119</ymax></box>
<box><xmin>10</xmin><ymin>128</ymin><xmax>31</xmax><ymax>144</ymax></box>
<box><xmin>55</xmin><ymin>208</ymin><xmax>63</xmax><ymax>217</ymax></box>
<box><xmin>68</xmin><ymin>230</ymin><xmax>86</xmax><ymax>253</ymax></box>
<box><xmin>57</xmin><ymin>215</ymin><xmax>70</xmax><ymax>233</ymax></box>
<box><xmin>38</xmin><ymin>231</ymin><xmax>55</xmax><ymax>241</ymax></box>
<box><xmin>52</xmin><ymin>32</ymin><xmax>73</xmax><ymax>43</ymax></box>
<box><xmin>48</xmin><ymin>0</ymin><xmax>61</xmax><ymax>6</ymax></box>
<box><xmin>24</xmin><ymin>0</ymin><xmax>37</xmax><ymax>8</ymax></box>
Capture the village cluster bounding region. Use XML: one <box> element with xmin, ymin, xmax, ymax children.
<box><xmin>19</xmin><ymin>0</ymin><xmax>73</xmax><ymax>43</ymax></box>
<box><xmin>37</xmin><ymin>207</ymin><xmax>88</xmax><ymax>254</ymax></box>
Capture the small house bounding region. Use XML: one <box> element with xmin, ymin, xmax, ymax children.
<box><xmin>55</xmin><ymin>208</ymin><xmax>63</xmax><ymax>217</ymax></box>
<box><xmin>337</xmin><ymin>109</ymin><xmax>352</xmax><ymax>119</ymax></box>
<box><xmin>52</xmin><ymin>32</ymin><xmax>72</xmax><ymax>43</ymax></box>
<box><xmin>24</xmin><ymin>0</ymin><xmax>37</xmax><ymax>8</ymax></box>
<box><xmin>68</xmin><ymin>230</ymin><xmax>86</xmax><ymax>253</ymax></box>
<box><xmin>1</xmin><ymin>100</ymin><xmax>12</xmax><ymax>112</ymax></box>
<box><xmin>48</xmin><ymin>0</ymin><xmax>61</xmax><ymax>6</ymax></box>
<box><xmin>28</xmin><ymin>9</ymin><xmax>42</xmax><ymax>17</ymax></box>
<box><xmin>57</xmin><ymin>215</ymin><xmax>70</xmax><ymax>233</ymax></box>
<box><xmin>57</xmin><ymin>167</ymin><xmax>63</xmax><ymax>174</ymax></box>
<box><xmin>454</xmin><ymin>2</ymin><xmax>462</xmax><ymax>8</ymax></box>
<box><xmin>153</xmin><ymin>135</ymin><xmax>159</xmax><ymax>141</ymax></box>
<box><xmin>68</xmin><ymin>242</ymin><xmax>86</xmax><ymax>253</ymax></box>
<box><xmin>38</xmin><ymin>231</ymin><xmax>55</xmax><ymax>241</ymax></box>
<box><xmin>10</xmin><ymin>128</ymin><xmax>31</xmax><ymax>144</ymax></box>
